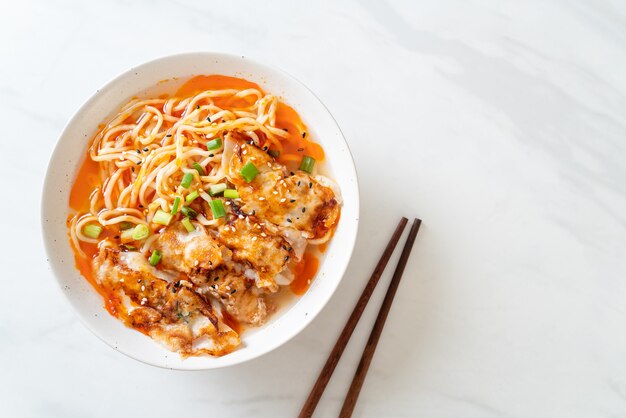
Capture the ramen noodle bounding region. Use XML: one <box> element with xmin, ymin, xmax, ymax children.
<box><xmin>67</xmin><ymin>75</ymin><xmax>341</xmax><ymax>357</ymax></box>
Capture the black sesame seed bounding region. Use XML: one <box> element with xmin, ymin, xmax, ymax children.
<box><xmin>302</xmin><ymin>207</ymin><xmax>306</xmax><ymax>213</ymax></box>
<box><xmin>302</xmin><ymin>132</ymin><xmax>307</xmax><ymax>138</ymax></box>
<box><xmin>283</xmin><ymin>128</ymin><xmax>289</xmax><ymax>132</ymax></box>
<box><xmin>282</xmin><ymin>245</ymin><xmax>287</xmax><ymax>250</ymax></box>
<box><xmin>131</xmin><ymin>167</ymin><xmax>135</xmax><ymax>172</ymax></box>
<box><xmin>309</xmin><ymin>182</ymin><xmax>312</xmax><ymax>188</ymax></box>
<box><xmin>139</xmin><ymin>204</ymin><xmax>144</xmax><ymax>208</ymax></box>
<box><xmin>137</xmin><ymin>161</ymin><xmax>142</xmax><ymax>165</ymax></box>
<box><xmin>263</xmin><ymin>146</ymin><xmax>268</xmax><ymax>151</ymax></box>
<box><xmin>290</xmin><ymin>199</ymin><xmax>296</xmax><ymax>203</ymax></box>
<box><xmin>297</xmin><ymin>181</ymin><xmax>301</xmax><ymax>186</ymax></box>
<box><xmin>250</xmin><ymin>210</ymin><xmax>255</xmax><ymax>215</ymax></box>
<box><xmin>166</xmin><ymin>134</ymin><xmax>172</xmax><ymax>137</ymax></box>
<box><xmin>284</xmin><ymin>256</ymin><xmax>290</xmax><ymax>262</ymax></box>
<box><xmin>114</xmin><ymin>235</ymin><xmax>120</xmax><ymax>239</ymax></box>
<box><xmin>214</xmin><ymin>277</ymin><xmax>219</xmax><ymax>281</ymax></box>
<box><xmin>209</xmin><ymin>154</ymin><xmax>214</xmax><ymax>157</ymax></box>
<box><xmin>230</xmin><ymin>289</ymin><xmax>237</xmax><ymax>294</ymax></box>
<box><xmin>287</xmin><ymin>218</ymin><xmax>292</xmax><ymax>223</ymax></box>
<box><xmin>207</xmin><ymin>116</ymin><xmax>211</xmax><ymax>122</ymax></box>
<box><xmin>196</xmin><ymin>105</ymin><xmax>200</xmax><ymax>109</ymax></box>
<box><xmin>136</xmin><ymin>149</ymin><xmax>141</xmax><ymax>154</ymax></box>
<box><xmin>290</xmin><ymin>171</ymin><xmax>295</xmax><ymax>176</ymax></box>
<box><xmin>297</xmin><ymin>148</ymin><xmax>304</xmax><ymax>152</ymax></box>
<box><xmin>143</xmin><ymin>148</ymin><xmax>149</xmax><ymax>152</ymax></box>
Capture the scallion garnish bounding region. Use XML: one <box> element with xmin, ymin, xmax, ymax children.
<box><xmin>131</xmin><ymin>224</ymin><xmax>150</xmax><ymax>240</ymax></box>
<box><xmin>240</xmin><ymin>161</ymin><xmax>259</xmax><ymax>183</ymax></box>
<box><xmin>119</xmin><ymin>221</ymin><xmax>133</xmax><ymax>230</ymax></box>
<box><xmin>209</xmin><ymin>183</ymin><xmax>227</xmax><ymax>196</ymax></box>
<box><xmin>149</xmin><ymin>249</ymin><xmax>162</xmax><ymax>266</ymax></box>
<box><xmin>83</xmin><ymin>224</ymin><xmax>103</xmax><ymax>239</ymax></box>
<box><xmin>181</xmin><ymin>217</ymin><xmax>195</xmax><ymax>232</ymax></box>
<box><xmin>206</xmin><ymin>138</ymin><xmax>222</xmax><ymax>150</ymax></box>
<box><xmin>299</xmin><ymin>155</ymin><xmax>316</xmax><ymax>173</ymax></box>
<box><xmin>153</xmin><ymin>210</ymin><xmax>173</xmax><ymax>226</ymax></box>
<box><xmin>180</xmin><ymin>206</ymin><xmax>197</xmax><ymax>219</ymax></box>
<box><xmin>209</xmin><ymin>199</ymin><xmax>226</xmax><ymax>219</ymax></box>
<box><xmin>192</xmin><ymin>162</ymin><xmax>205</xmax><ymax>176</ymax></box>
<box><xmin>223</xmin><ymin>189</ymin><xmax>239</xmax><ymax>199</ymax></box>
<box><xmin>180</xmin><ymin>172</ymin><xmax>194</xmax><ymax>189</ymax></box>
<box><xmin>186</xmin><ymin>190</ymin><xmax>199</xmax><ymax>203</ymax></box>
<box><xmin>171</xmin><ymin>197</ymin><xmax>181</xmax><ymax>215</ymax></box>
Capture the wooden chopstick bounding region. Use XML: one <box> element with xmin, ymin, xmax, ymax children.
<box><xmin>298</xmin><ymin>217</ymin><xmax>409</xmax><ymax>418</ymax></box>
<box><xmin>339</xmin><ymin>218</ymin><xmax>422</xmax><ymax>417</ymax></box>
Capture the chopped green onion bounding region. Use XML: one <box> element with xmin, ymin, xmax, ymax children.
<box><xmin>153</xmin><ymin>210</ymin><xmax>173</xmax><ymax>226</ymax></box>
<box><xmin>180</xmin><ymin>172</ymin><xmax>194</xmax><ymax>189</ymax></box>
<box><xmin>192</xmin><ymin>162</ymin><xmax>205</xmax><ymax>176</ymax></box>
<box><xmin>299</xmin><ymin>155</ymin><xmax>316</xmax><ymax>173</ymax></box>
<box><xmin>268</xmin><ymin>149</ymin><xmax>280</xmax><ymax>158</ymax></box>
<box><xmin>149</xmin><ymin>249</ymin><xmax>162</xmax><ymax>266</ymax></box>
<box><xmin>119</xmin><ymin>221</ymin><xmax>133</xmax><ymax>230</ymax></box>
<box><xmin>209</xmin><ymin>199</ymin><xmax>226</xmax><ymax>219</ymax></box>
<box><xmin>131</xmin><ymin>224</ymin><xmax>150</xmax><ymax>240</ymax></box>
<box><xmin>180</xmin><ymin>206</ymin><xmax>197</xmax><ymax>219</ymax></box>
<box><xmin>223</xmin><ymin>189</ymin><xmax>239</xmax><ymax>199</ymax></box>
<box><xmin>121</xmin><ymin>229</ymin><xmax>134</xmax><ymax>242</ymax></box>
<box><xmin>240</xmin><ymin>161</ymin><xmax>259</xmax><ymax>183</ymax></box>
<box><xmin>209</xmin><ymin>183</ymin><xmax>227</xmax><ymax>196</ymax></box>
<box><xmin>83</xmin><ymin>224</ymin><xmax>103</xmax><ymax>239</ymax></box>
<box><xmin>186</xmin><ymin>190</ymin><xmax>199</xmax><ymax>203</ymax></box>
<box><xmin>171</xmin><ymin>197</ymin><xmax>181</xmax><ymax>215</ymax></box>
<box><xmin>181</xmin><ymin>217</ymin><xmax>195</xmax><ymax>232</ymax></box>
<box><xmin>206</xmin><ymin>138</ymin><xmax>222</xmax><ymax>150</ymax></box>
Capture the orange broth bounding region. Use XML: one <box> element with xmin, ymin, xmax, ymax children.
<box><xmin>69</xmin><ymin>74</ymin><xmax>327</xmax><ymax>325</ymax></box>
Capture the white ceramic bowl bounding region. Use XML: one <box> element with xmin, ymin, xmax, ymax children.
<box><xmin>41</xmin><ymin>52</ymin><xmax>359</xmax><ymax>370</ymax></box>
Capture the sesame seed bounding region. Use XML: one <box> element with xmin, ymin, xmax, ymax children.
<box><xmin>273</xmin><ymin>191</ymin><xmax>278</xmax><ymax>195</ymax></box>
<box><xmin>209</xmin><ymin>153</ymin><xmax>214</xmax><ymax>157</ymax></box>
<box><xmin>238</xmin><ymin>214</ymin><xmax>244</xmax><ymax>219</ymax></box>
<box><xmin>120</xmin><ymin>278</ymin><xmax>125</xmax><ymax>283</ymax></box>
<box><xmin>290</xmin><ymin>199</ymin><xmax>296</xmax><ymax>203</ymax></box>
<box><xmin>309</xmin><ymin>182</ymin><xmax>313</xmax><ymax>188</ymax></box>
<box><xmin>302</xmin><ymin>207</ymin><xmax>306</xmax><ymax>213</ymax></box>
<box><xmin>280</xmin><ymin>198</ymin><xmax>286</xmax><ymax>203</ymax></box>
<box><xmin>287</xmin><ymin>218</ymin><xmax>292</xmax><ymax>223</ymax></box>
<box><xmin>258</xmin><ymin>197</ymin><xmax>265</xmax><ymax>201</ymax></box>
<box><xmin>243</xmin><ymin>150</ymin><xmax>247</xmax><ymax>155</ymax></box>
<box><xmin>225</xmin><ymin>201</ymin><xmax>231</xmax><ymax>205</ymax></box>
<box><xmin>230</xmin><ymin>289</ymin><xmax>237</xmax><ymax>294</ymax></box>
<box><xmin>252</xmin><ymin>236</ymin><xmax>257</xmax><ymax>241</ymax></box>
<box><xmin>141</xmin><ymin>285</ymin><xmax>145</xmax><ymax>291</ymax></box>
<box><xmin>261</xmin><ymin>232</ymin><xmax>267</xmax><ymax>237</ymax></box>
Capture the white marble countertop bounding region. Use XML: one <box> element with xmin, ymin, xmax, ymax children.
<box><xmin>3</xmin><ymin>0</ymin><xmax>626</xmax><ymax>416</ymax></box>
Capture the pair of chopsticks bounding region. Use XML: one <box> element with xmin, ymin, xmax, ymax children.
<box><xmin>299</xmin><ymin>217</ymin><xmax>422</xmax><ymax>417</ymax></box>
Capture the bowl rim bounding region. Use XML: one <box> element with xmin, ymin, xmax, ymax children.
<box><xmin>41</xmin><ymin>51</ymin><xmax>360</xmax><ymax>369</ymax></box>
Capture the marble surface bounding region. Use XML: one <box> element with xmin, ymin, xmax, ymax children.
<box><xmin>2</xmin><ymin>0</ymin><xmax>626</xmax><ymax>416</ymax></box>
